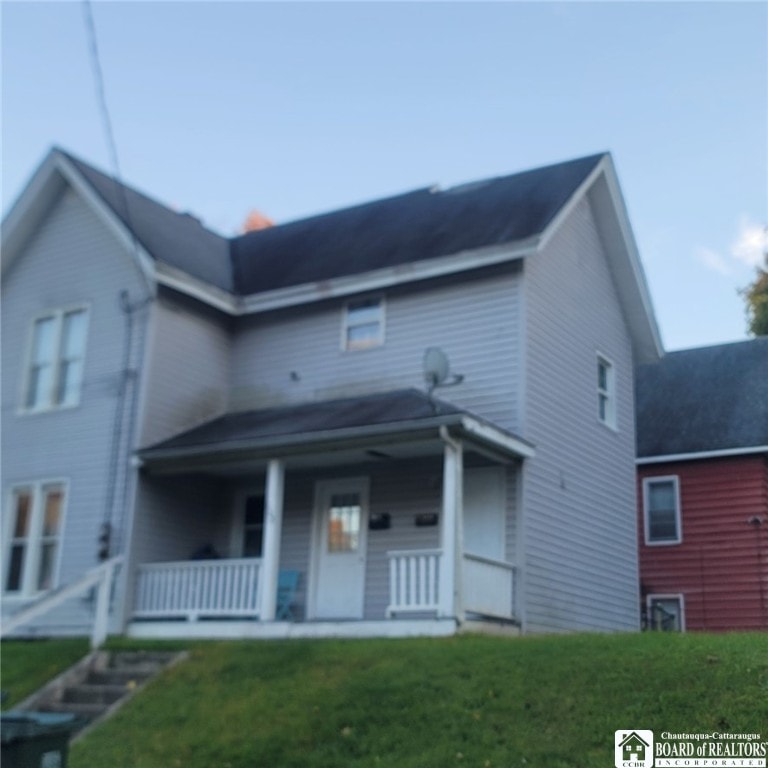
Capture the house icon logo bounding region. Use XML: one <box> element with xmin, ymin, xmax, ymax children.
<box><xmin>615</xmin><ymin>730</ymin><xmax>654</xmax><ymax>768</ymax></box>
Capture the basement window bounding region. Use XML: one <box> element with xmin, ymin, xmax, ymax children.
<box><xmin>342</xmin><ymin>297</ymin><xmax>384</xmax><ymax>351</ymax></box>
<box><xmin>647</xmin><ymin>594</ymin><xmax>685</xmax><ymax>631</ymax></box>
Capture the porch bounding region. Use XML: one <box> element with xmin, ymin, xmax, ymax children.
<box><xmin>128</xmin><ymin>389</ymin><xmax>533</xmax><ymax>639</ymax></box>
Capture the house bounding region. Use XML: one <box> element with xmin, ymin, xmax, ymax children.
<box><xmin>636</xmin><ymin>338</ymin><xmax>768</xmax><ymax>631</ymax></box>
<box><xmin>619</xmin><ymin>731</ymin><xmax>650</xmax><ymax>762</ymax></box>
<box><xmin>1</xmin><ymin>147</ymin><xmax>662</xmax><ymax>640</ymax></box>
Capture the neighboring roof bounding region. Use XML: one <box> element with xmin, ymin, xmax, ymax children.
<box><xmin>138</xmin><ymin>388</ymin><xmax>534</xmax><ymax>462</ymax></box>
<box><xmin>230</xmin><ymin>154</ymin><xmax>604</xmax><ymax>294</ymax></box>
<box><xmin>636</xmin><ymin>337</ymin><xmax>768</xmax><ymax>460</ymax></box>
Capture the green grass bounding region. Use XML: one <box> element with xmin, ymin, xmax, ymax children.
<box><xmin>65</xmin><ymin>632</ymin><xmax>768</xmax><ymax>768</ymax></box>
<box><xmin>1</xmin><ymin>637</ymin><xmax>90</xmax><ymax>709</ymax></box>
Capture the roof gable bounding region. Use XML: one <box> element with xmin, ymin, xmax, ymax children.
<box><xmin>636</xmin><ymin>337</ymin><xmax>768</xmax><ymax>458</ymax></box>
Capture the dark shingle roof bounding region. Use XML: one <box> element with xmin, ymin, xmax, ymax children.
<box><xmin>635</xmin><ymin>337</ymin><xmax>768</xmax><ymax>458</ymax></box>
<box><xmin>230</xmin><ymin>154</ymin><xmax>604</xmax><ymax>294</ymax></box>
<box><xmin>59</xmin><ymin>149</ymin><xmax>233</xmax><ymax>291</ymax></box>
<box><xmin>59</xmin><ymin>148</ymin><xmax>604</xmax><ymax>297</ymax></box>
<box><xmin>140</xmin><ymin>389</ymin><xmax>465</xmax><ymax>457</ymax></box>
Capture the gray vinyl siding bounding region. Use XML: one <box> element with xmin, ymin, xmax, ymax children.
<box><xmin>1</xmin><ymin>186</ymin><xmax>147</xmax><ymax>633</ymax></box>
<box><xmin>230</xmin><ymin>265</ymin><xmax>524</xmax><ymax>433</ymax></box>
<box><xmin>522</xmin><ymin>194</ymin><xmax>639</xmax><ymax>632</ymax></box>
<box><xmin>138</xmin><ymin>293</ymin><xmax>231</xmax><ymax>448</ymax></box>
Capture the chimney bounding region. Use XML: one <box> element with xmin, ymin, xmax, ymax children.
<box><xmin>242</xmin><ymin>209</ymin><xmax>274</xmax><ymax>233</ymax></box>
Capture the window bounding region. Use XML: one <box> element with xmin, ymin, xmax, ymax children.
<box><xmin>327</xmin><ymin>493</ymin><xmax>362</xmax><ymax>552</ymax></box>
<box><xmin>4</xmin><ymin>482</ymin><xmax>65</xmax><ymax>595</ymax></box>
<box><xmin>242</xmin><ymin>495</ymin><xmax>265</xmax><ymax>557</ymax></box>
<box><xmin>342</xmin><ymin>297</ymin><xmax>384</xmax><ymax>351</ymax></box>
<box><xmin>24</xmin><ymin>308</ymin><xmax>88</xmax><ymax>411</ymax></box>
<box><xmin>597</xmin><ymin>355</ymin><xmax>616</xmax><ymax>428</ymax></box>
<box><xmin>647</xmin><ymin>595</ymin><xmax>684</xmax><ymax>631</ymax></box>
<box><xmin>643</xmin><ymin>476</ymin><xmax>682</xmax><ymax>545</ymax></box>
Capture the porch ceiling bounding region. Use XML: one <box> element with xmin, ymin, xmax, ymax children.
<box><xmin>136</xmin><ymin>389</ymin><xmax>534</xmax><ymax>475</ymax></box>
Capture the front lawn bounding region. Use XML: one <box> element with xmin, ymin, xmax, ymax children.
<box><xmin>69</xmin><ymin>632</ymin><xmax>767</xmax><ymax>768</ymax></box>
<box><xmin>1</xmin><ymin>637</ymin><xmax>90</xmax><ymax>709</ymax></box>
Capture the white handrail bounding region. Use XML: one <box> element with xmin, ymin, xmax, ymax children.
<box><xmin>1</xmin><ymin>556</ymin><xmax>124</xmax><ymax>648</ymax></box>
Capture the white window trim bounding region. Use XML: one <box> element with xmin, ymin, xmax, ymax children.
<box><xmin>19</xmin><ymin>304</ymin><xmax>90</xmax><ymax>415</ymax></box>
<box><xmin>3</xmin><ymin>479</ymin><xmax>68</xmax><ymax>599</ymax></box>
<box><xmin>643</xmin><ymin>475</ymin><xmax>683</xmax><ymax>546</ymax></box>
<box><xmin>596</xmin><ymin>352</ymin><xmax>617</xmax><ymax>430</ymax></box>
<box><xmin>646</xmin><ymin>593</ymin><xmax>686</xmax><ymax>632</ymax></box>
<box><xmin>341</xmin><ymin>295</ymin><xmax>385</xmax><ymax>352</ymax></box>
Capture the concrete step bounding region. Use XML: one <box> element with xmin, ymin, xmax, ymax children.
<box><xmin>108</xmin><ymin>651</ymin><xmax>178</xmax><ymax>669</ymax></box>
<box><xmin>37</xmin><ymin>700</ymin><xmax>107</xmax><ymax>720</ymax></box>
<box><xmin>84</xmin><ymin>669</ymin><xmax>154</xmax><ymax>686</ymax></box>
<box><xmin>62</xmin><ymin>684</ymin><xmax>127</xmax><ymax>706</ymax></box>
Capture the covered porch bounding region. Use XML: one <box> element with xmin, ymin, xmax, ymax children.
<box><xmin>127</xmin><ymin>390</ymin><xmax>533</xmax><ymax>639</ymax></box>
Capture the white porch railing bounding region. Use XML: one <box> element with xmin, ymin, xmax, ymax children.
<box><xmin>462</xmin><ymin>553</ymin><xmax>516</xmax><ymax>620</ymax></box>
<box><xmin>386</xmin><ymin>549</ymin><xmax>441</xmax><ymax>616</ymax></box>
<box><xmin>134</xmin><ymin>558</ymin><xmax>262</xmax><ymax>621</ymax></box>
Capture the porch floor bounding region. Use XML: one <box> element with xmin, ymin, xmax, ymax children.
<box><xmin>127</xmin><ymin>618</ymin><xmax>460</xmax><ymax>641</ymax></box>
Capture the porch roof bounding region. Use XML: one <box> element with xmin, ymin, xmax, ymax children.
<box><xmin>137</xmin><ymin>389</ymin><xmax>534</xmax><ymax>470</ymax></box>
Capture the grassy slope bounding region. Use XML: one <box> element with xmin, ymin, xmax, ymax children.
<box><xmin>68</xmin><ymin>633</ymin><xmax>768</xmax><ymax>768</ymax></box>
<box><xmin>1</xmin><ymin>638</ymin><xmax>91</xmax><ymax>709</ymax></box>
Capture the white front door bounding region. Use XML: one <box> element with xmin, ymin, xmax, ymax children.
<box><xmin>463</xmin><ymin>467</ymin><xmax>506</xmax><ymax>560</ymax></box>
<box><xmin>311</xmin><ymin>478</ymin><xmax>369</xmax><ymax>620</ymax></box>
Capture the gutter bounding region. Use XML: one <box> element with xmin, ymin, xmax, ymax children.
<box><xmin>637</xmin><ymin>445</ymin><xmax>768</xmax><ymax>465</ymax></box>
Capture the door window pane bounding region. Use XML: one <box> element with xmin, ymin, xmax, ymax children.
<box><xmin>327</xmin><ymin>494</ymin><xmax>361</xmax><ymax>552</ymax></box>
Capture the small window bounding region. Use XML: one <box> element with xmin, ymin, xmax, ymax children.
<box><xmin>4</xmin><ymin>482</ymin><xmax>65</xmax><ymax>595</ymax></box>
<box><xmin>647</xmin><ymin>594</ymin><xmax>684</xmax><ymax>631</ymax></box>
<box><xmin>24</xmin><ymin>308</ymin><xmax>88</xmax><ymax>411</ymax></box>
<box><xmin>597</xmin><ymin>355</ymin><xmax>616</xmax><ymax>428</ymax></box>
<box><xmin>643</xmin><ymin>476</ymin><xmax>682</xmax><ymax>545</ymax></box>
<box><xmin>343</xmin><ymin>297</ymin><xmax>384</xmax><ymax>351</ymax></box>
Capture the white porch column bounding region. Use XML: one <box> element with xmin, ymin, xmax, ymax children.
<box><xmin>259</xmin><ymin>459</ymin><xmax>285</xmax><ymax>621</ymax></box>
<box><xmin>439</xmin><ymin>428</ymin><xmax>464</xmax><ymax>620</ymax></box>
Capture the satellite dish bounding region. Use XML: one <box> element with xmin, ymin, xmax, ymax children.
<box><xmin>423</xmin><ymin>347</ymin><xmax>464</xmax><ymax>394</ymax></box>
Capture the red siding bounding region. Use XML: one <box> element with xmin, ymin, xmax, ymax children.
<box><xmin>638</xmin><ymin>455</ymin><xmax>768</xmax><ymax>632</ymax></box>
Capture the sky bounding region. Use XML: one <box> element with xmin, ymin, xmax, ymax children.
<box><xmin>2</xmin><ymin>1</ymin><xmax>766</xmax><ymax>352</ymax></box>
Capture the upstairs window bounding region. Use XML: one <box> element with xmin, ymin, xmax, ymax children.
<box><xmin>24</xmin><ymin>308</ymin><xmax>88</xmax><ymax>411</ymax></box>
<box><xmin>643</xmin><ymin>476</ymin><xmax>682</xmax><ymax>545</ymax></box>
<box><xmin>342</xmin><ymin>297</ymin><xmax>384</xmax><ymax>351</ymax></box>
<box><xmin>597</xmin><ymin>354</ymin><xmax>616</xmax><ymax>429</ymax></box>
<box><xmin>4</xmin><ymin>482</ymin><xmax>65</xmax><ymax>595</ymax></box>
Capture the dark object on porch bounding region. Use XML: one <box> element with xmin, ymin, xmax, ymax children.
<box><xmin>1</xmin><ymin>711</ymin><xmax>81</xmax><ymax>767</ymax></box>
<box><xmin>276</xmin><ymin>571</ymin><xmax>300</xmax><ymax>621</ymax></box>
<box><xmin>190</xmin><ymin>544</ymin><xmax>220</xmax><ymax>560</ymax></box>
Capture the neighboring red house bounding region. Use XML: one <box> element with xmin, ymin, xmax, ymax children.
<box><xmin>635</xmin><ymin>338</ymin><xmax>768</xmax><ymax>631</ymax></box>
